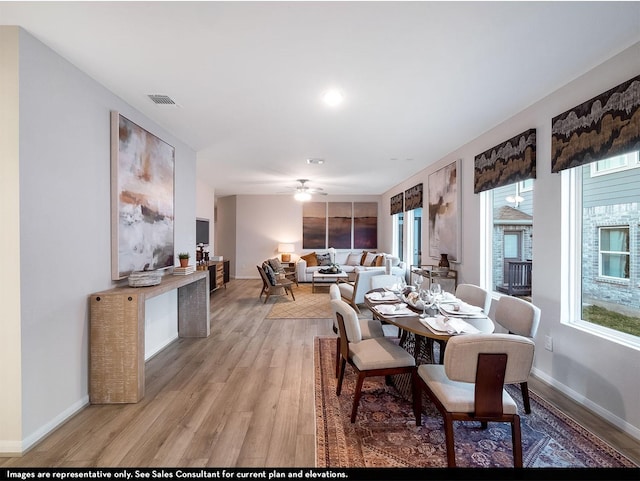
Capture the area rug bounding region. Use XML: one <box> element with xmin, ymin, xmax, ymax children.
<box><xmin>314</xmin><ymin>337</ymin><xmax>637</xmax><ymax>468</ymax></box>
<box><xmin>266</xmin><ymin>283</ymin><xmax>333</xmax><ymax>319</ymax></box>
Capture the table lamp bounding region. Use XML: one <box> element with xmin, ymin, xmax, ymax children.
<box><xmin>278</xmin><ymin>243</ymin><xmax>295</xmax><ymax>262</ymax></box>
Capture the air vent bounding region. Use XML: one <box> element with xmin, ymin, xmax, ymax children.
<box><xmin>147</xmin><ymin>94</ymin><xmax>177</xmax><ymax>106</ymax></box>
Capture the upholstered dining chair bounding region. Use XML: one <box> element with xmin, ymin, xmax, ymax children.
<box><xmin>257</xmin><ymin>265</ymin><xmax>295</xmax><ymax>303</ymax></box>
<box><xmin>330</xmin><ymin>284</ymin><xmax>385</xmax><ymax>377</ymax></box>
<box><xmin>370</xmin><ymin>274</ymin><xmax>402</xmax><ymax>290</ymax></box>
<box><xmin>331</xmin><ymin>298</ymin><xmax>418</xmax><ymax>423</ymax></box>
<box><xmin>414</xmin><ymin>333</ymin><xmax>535</xmax><ymax>467</ymax></box>
<box><xmin>494</xmin><ymin>295</ymin><xmax>541</xmax><ymax>414</ymax></box>
<box><xmin>337</xmin><ymin>270</ymin><xmax>384</xmax><ymax>313</ymax></box>
<box><xmin>455</xmin><ymin>283</ymin><xmax>491</xmax><ymax>314</ymax></box>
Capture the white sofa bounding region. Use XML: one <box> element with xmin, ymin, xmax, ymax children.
<box><xmin>295</xmin><ymin>250</ymin><xmax>406</xmax><ymax>283</ymax></box>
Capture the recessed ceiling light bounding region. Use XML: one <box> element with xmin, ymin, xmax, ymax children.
<box><xmin>306</xmin><ymin>158</ymin><xmax>325</xmax><ymax>165</ymax></box>
<box><xmin>322</xmin><ymin>89</ymin><xmax>344</xmax><ymax>107</ymax></box>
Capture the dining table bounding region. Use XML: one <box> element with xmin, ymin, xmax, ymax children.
<box><xmin>364</xmin><ymin>287</ymin><xmax>495</xmax><ymax>399</ymax></box>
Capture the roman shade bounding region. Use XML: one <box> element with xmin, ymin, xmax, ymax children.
<box><xmin>390</xmin><ymin>192</ymin><xmax>404</xmax><ymax>215</ymax></box>
<box><xmin>474</xmin><ymin>129</ymin><xmax>536</xmax><ymax>194</ymax></box>
<box><xmin>404</xmin><ymin>183</ymin><xmax>423</xmax><ymax>211</ymax></box>
<box><xmin>551</xmin><ymin>75</ymin><xmax>640</xmax><ymax>173</ymax></box>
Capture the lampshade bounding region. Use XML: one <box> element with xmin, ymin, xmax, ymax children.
<box><xmin>278</xmin><ymin>243</ymin><xmax>295</xmax><ymax>253</ymax></box>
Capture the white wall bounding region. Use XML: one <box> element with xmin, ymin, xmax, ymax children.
<box><xmin>1</xmin><ymin>27</ymin><xmax>197</xmax><ymax>452</ymax></box>
<box><xmin>232</xmin><ymin>194</ymin><xmax>380</xmax><ymax>279</ymax></box>
<box><xmin>382</xmin><ymin>41</ymin><xmax>640</xmax><ymax>439</ymax></box>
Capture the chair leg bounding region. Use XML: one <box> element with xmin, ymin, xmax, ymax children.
<box><xmin>289</xmin><ymin>286</ymin><xmax>295</xmax><ymax>300</ymax></box>
<box><xmin>336</xmin><ymin>358</ymin><xmax>347</xmax><ymax>396</ymax></box>
<box><xmin>443</xmin><ymin>413</ymin><xmax>457</xmax><ymax>467</ymax></box>
<box><xmin>412</xmin><ymin>370</ymin><xmax>422</xmax><ymax>426</ymax></box>
<box><xmin>511</xmin><ymin>414</ymin><xmax>523</xmax><ymax>467</ymax></box>
<box><xmin>350</xmin><ymin>373</ymin><xmax>366</xmax><ymax>423</ymax></box>
<box><xmin>335</xmin><ymin>337</ymin><xmax>341</xmax><ymax>378</ymax></box>
<box><xmin>521</xmin><ymin>381</ymin><xmax>531</xmax><ymax>414</ymax></box>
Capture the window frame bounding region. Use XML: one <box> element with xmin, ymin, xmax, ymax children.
<box><xmin>561</xmin><ymin>167</ymin><xmax>640</xmax><ymax>350</ymax></box>
<box><xmin>589</xmin><ymin>151</ymin><xmax>640</xmax><ymax>177</ymax></box>
<box><xmin>597</xmin><ymin>226</ymin><xmax>630</xmax><ymax>280</ymax></box>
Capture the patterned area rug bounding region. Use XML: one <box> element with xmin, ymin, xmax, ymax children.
<box><xmin>314</xmin><ymin>337</ymin><xmax>637</xmax><ymax>468</ymax></box>
<box><xmin>266</xmin><ymin>283</ymin><xmax>333</xmax><ymax>319</ymax></box>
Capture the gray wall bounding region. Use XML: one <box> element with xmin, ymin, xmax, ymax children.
<box><xmin>10</xmin><ymin>28</ymin><xmax>197</xmax><ymax>450</ymax></box>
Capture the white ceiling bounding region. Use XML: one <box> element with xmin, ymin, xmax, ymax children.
<box><xmin>2</xmin><ymin>1</ymin><xmax>640</xmax><ymax>197</ymax></box>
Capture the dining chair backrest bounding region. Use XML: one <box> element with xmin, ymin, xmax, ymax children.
<box><xmin>443</xmin><ymin>333</ymin><xmax>534</xmax><ymax>385</ymax></box>
<box><xmin>494</xmin><ymin>295</ymin><xmax>541</xmax><ymax>338</ymax></box>
<box><xmin>455</xmin><ymin>283</ymin><xmax>491</xmax><ymax>314</ymax></box>
<box><xmin>330</xmin><ymin>298</ymin><xmax>362</xmax><ymax>343</ymax></box>
<box><xmin>370</xmin><ymin>274</ymin><xmax>401</xmax><ymax>290</ymax></box>
<box><xmin>329</xmin><ymin>283</ymin><xmax>341</xmax><ymax>300</ymax></box>
<box><xmin>351</xmin><ymin>270</ymin><xmax>384</xmax><ymax>304</ymax></box>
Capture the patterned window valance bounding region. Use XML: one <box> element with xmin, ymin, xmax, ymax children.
<box><xmin>474</xmin><ymin>129</ymin><xmax>536</xmax><ymax>194</ymax></box>
<box><xmin>390</xmin><ymin>192</ymin><xmax>404</xmax><ymax>215</ymax></box>
<box><xmin>551</xmin><ymin>75</ymin><xmax>640</xmax><ymax>173</ymax></box>
<box><xmin>404</xmin><ymin>183</ymin><xmax>423</xmax><ymax>211</ymax></box>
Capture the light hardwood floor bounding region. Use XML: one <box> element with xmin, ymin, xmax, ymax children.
<box><xmin>1</xmin><ymin>279</ymin><xmax>638</xmax><ymax>467</ymax></box>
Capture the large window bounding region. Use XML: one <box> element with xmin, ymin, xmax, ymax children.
<box><xmin>487</xmin><ymin>180</ymin><xmax>534</xmax><ymax>293</ymax></box>
<box><xmin>565</xmin><ymin>151</ymin><xmax>640</xmax><ymax>343</ymax></box>
<box><xmin>393</xmin><ymin>212</ymin><xmax>404</xmax><ymax>261</ymax></box>
<box><xmin>407</xmin><ymin>208</ymin><xmax>422</xmax><ymax>267</ymax></box>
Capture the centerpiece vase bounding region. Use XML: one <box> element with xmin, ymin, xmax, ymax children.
<box><xmin>439</xmin><ymin>253</ymin><xmax>450</xmax><ymax>268</ymax></box>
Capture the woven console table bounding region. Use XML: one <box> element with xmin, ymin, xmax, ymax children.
<box><xmin>89</xmin><ymin>271</ymin><xmax>209</xmax><ymax>404</ymax></box>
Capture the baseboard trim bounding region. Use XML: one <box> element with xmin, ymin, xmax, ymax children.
<box><xmin>2</xmin><ymin>395</ymin><xmax>90</xmax><ymax>456</ymax></box>
<box><xmin>531</xmin><ymin>367</ymin><xmax>640</xmax><ymax>441</ymax></box>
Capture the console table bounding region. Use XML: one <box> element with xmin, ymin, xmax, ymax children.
<box><xmin>89</xmin><ymin>271</ymin><xmax>209</xmax><ymax>404</ymax></box>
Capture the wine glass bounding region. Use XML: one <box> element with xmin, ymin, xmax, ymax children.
<box><xmin>419</xmin><ymin>289</ymin><xmax>434</xmax><ymax>318</ymax></box>
<box><xmin>414</xmin><ymin>275</ymin><xmax>424</xmax><ymax>291</ymax></box>
<box><xmin>430</xmin><ymin>282</ymin><xmax>442</xmax><ymax>312</ymax></box>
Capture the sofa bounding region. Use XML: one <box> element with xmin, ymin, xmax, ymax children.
<box><xmin>295</xmin><ymin>250</ymin><xmax>406</xmax><ymax>283</ymax></box>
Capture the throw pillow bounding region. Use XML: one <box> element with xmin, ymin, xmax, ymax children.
<box><xmin>300</xmin><ymin>252</ymin><xmax>318</xmax><ymax>267</ymax></box>
<box><xmin>263</xmin><ymin>263</ymin><xmax>277</xmax><ymax>285</ymax></box>
<box><xmin>360</xmin><ymin>251</ymin><xmax>370</xmax><ymax>265</ymax></box>
<box><xmin>346</xmin><ymin>252</ymin><xmax>362</xmax><ymax>266</ymax></box>
<box><xmin>374</xmin><ymin>254</ymin><xmax>385</xmax><ymax>267</ymax></box>
<box><xmin>268</xmin><ymin>257</ymin><xmax>283</xmax><ymax>273</ymax></box>
<box><xmin>364</xmin><ymin>252</ymin><xmax>377</xmax><ymax>266</ymax></box>
<box><xmin>317</xmin><ymin>252</ymin><xmax>332</xmax><ymax>266</ymax></box>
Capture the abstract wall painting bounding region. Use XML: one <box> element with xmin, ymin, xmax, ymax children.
<box><xmin>111</xmin><ymin>112</ymin><xmax>175</xmax><ymax>280</ymax></box>
<box><xmin>353</xmin><ymin>202</ymin><xmax>377</xmax><ymax>249</ymax></box>
<box><xmin>302</xmin><ymin>202</ymin><xmax>327</xmax><ymax>249</ymax></box>
<box><xmin>328</xmin><ymin>202</ymin><xmax>352</xmax><ymax>249</ymax></box>
<box><xmin>428</xmin><ymin>160</ymin><xmax>460</xmax><ymax>262</ymax></box>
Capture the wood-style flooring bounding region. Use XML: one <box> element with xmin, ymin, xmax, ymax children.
<box><xmin>1</xmin><ymin>279</ymin><xmax>638</xmax><ymax>467</ymax></box>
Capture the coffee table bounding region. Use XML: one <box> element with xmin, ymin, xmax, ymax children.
<box><xmin>312</xmin><ymin>271</ymin><xmax>348</xmax><ymax>293</ymax></box>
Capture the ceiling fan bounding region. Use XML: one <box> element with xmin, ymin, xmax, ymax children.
<box><xmin>290</xmin><ymin>179</ymin><xmax>327</xmax><ymax>201</ymax></box>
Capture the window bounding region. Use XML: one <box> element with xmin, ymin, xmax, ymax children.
<box><xmin>486</xmin><ymin>181</ymin><xmax>534</xmax><ymax>293</ymax></box>
<box><xmin>406</xmin><ymin>208</ymin><xmax>422</xmax><ymax>267</ymax></box>
<box><xmin>564</xmin><ymin>151</ymin><xmax>640</xmax><ymax>343</ymax></box>
<box><xmin>598</xmin><ymin>227</ymin><xmax>629</xmax><ymax>279</ymax></box>
<box><xmin>393</xmin><ymin>212</ymin><xmax>404</xmax><ymax>261</ymax></box>
<box><xmin>590</xmin><ymin>151</ymin><xmax>639</xmax><ymax>176</ymax></box>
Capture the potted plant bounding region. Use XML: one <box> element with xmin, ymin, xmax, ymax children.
<box><xmin>178</xmin><ymin>252</ymin><xmax>190</xmax><ymax>268</ymax></box>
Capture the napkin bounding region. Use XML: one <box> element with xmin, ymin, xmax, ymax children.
<box><xmin>374</xmin><ymin>303</ymin><xmax>414</xmax><ymax>317</ymax></box>
<box><xmin>366</xmin><ymin>291</ymin><xmax>398</xmax><ymax>302</ymax></box>
<box><xmin>439</xmin><ymin>301</ymin><xmax>485</xmax><ymax>318</ymax></box>
<box><xmin>420</xmin><ymin>315</ymin><xmax>480</xmax><ymax>334</ymax></box>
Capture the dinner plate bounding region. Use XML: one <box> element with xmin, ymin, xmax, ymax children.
<box><xmin>374</xmin><ymin>304</ymin><xmax>414</xmax><ymax>317</ymax></box>
<box><xmin>420</xmin><ymin>316</ymin><xmax>480</xmax><ymax>335</ymax></box>
<box><xmin>439</xmin><ymin>303</ymin><xmax>486</xmax><ymax>318</ymax></box>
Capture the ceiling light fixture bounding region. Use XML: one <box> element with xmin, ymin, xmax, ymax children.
<box><xmin>306</xmin><ymin>158</ymin><xmax>325</xmax><ymax>165</ymax></box>
<box><xmin>322</xmin><ymin>89</ymin><xmax>344</xmax><ymax>107</ymax></box>
<box><xmin>294</xmin><ymin>191</ymin><xmax>312</xmax><ymax>202</ymax></box>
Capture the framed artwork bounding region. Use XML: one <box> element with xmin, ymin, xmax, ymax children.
<box><xmin>302</xmin><ymin>202</ymin><xmax>326</xmax><ymax>249</ymax></box>
<box><xmin>353</xmin><ymin>202</ymin><xmax>377</xmax><ymax>249</ymax></box>
<box><xmin>111</xmin><ymin>112</ymin><xmax>175</xmax><ymax>280</ymax></box>
<box><xmin>428</xmin><ymin>159</ymin><xmax>461</xmax><ymax>262</ymax></box>
<box><xmin>328</xmin><ymin>202</ymin><xmax>352</xmax><ymax>249</ymax></box>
